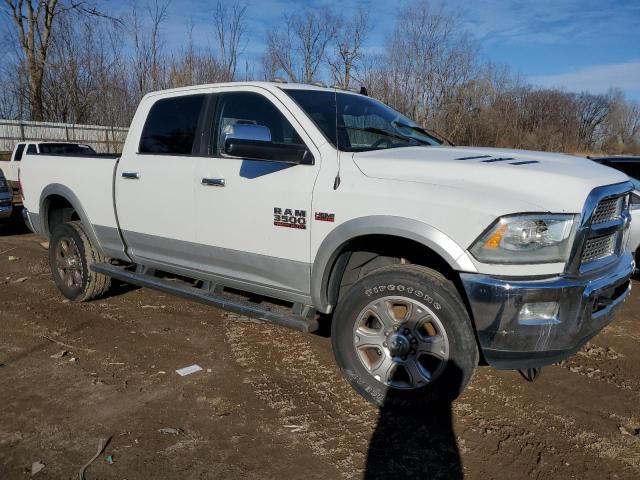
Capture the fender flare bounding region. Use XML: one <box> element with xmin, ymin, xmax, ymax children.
<box><xmin>310</xmin><ymin>215</ymin><xmax>477</xmax><ymax>313</ymax></box>
<box><xmin>38</xmin><ymin>183</ymin><xmax>105</xmax><ymax>255</ymax></box>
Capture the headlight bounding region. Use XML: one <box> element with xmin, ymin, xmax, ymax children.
<box><xmin>470</xmin><ymin>214</ymin><xmax>579</xmax><ymax>264</ymax></box>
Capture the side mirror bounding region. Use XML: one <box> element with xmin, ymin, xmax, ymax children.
<box><xmin>222</xmin><ymin>123</ymin><xmax>314</xmax><ymax>165</ymax></box>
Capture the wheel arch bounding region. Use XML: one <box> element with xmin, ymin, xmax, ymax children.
<box><xmin>39</xmin><ymin>184</ymin><xmax>105</xmax><ymax>255</ymax></box>
<box><xmin>311</xmin><ymin>216</ymin><xmax>477</xmax><ymax>314</ymax></box>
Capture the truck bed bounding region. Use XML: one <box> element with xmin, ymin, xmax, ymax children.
<box><xmin>20</xmin><ymin>153</ymin><xmax>124</xmax><ymax>257</ymax></box>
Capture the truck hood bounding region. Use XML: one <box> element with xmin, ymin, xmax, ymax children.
<box><xmin>352</xmin><ymin>146</ymin><xmax>630</xmax><ymax>212</ymax></box>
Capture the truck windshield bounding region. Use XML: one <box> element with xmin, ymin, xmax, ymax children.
<box><xmin>284</xmin><ymin>89</ymin><xmax>442</xmax><ymax>152</ymax></box>
<box><xmin>39</xmin><ymin>143</ymin><xmax>96</xmax><ymax>155</ymax></box>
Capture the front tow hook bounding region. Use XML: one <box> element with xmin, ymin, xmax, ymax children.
<box><xmin>518</xmin><ymin>367</ymin><xmax>542</xmax><ymax>382</ymax></box>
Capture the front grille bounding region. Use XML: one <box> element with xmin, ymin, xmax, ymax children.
<box><xmin>568</xmin><ymin>185</ymin><xmax>631</xmax><ymax>274</ymax></box>
<box><xmin>582</xmin><ymin>234</ymin><xmax>616</xmax><ymax>263</ymax></box>
<box><xmin>591</xmin><ymin>197</ymin><xmax>622</xmax><ymax>224</ymax></box>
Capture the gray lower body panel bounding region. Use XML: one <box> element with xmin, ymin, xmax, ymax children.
<box><xmin>123</xmin><ymin>230</ymin><xmax>312</xmax><ymax>305</ymax></box>
<box><xmin>94</xmin><ymin>225</ymin><xmax>127</xmax><ymax>259</ymax></box>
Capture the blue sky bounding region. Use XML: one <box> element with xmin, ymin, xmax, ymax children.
<box><xmin>107</xmin><ymin>0</ymin><xmax>640</xmax><ymax>99</ymax></box>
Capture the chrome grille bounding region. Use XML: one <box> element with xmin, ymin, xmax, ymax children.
<box><xmin>582</xmin><ymin>234</ymin><xmax>616</xmax><ymax>263</ymax></box>
<box><xmin>567</xmin><ymin>184</ymin><xmax>632</xmax><ymax>274</ymax></box>
<box><xmin>591</xmin><ymin>197</ymin><xmax>622</xmax><ymax>224</ymax></box>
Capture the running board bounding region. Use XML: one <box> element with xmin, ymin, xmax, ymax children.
<box><xmin>91</xmin><ymin>263</ymin><xmax>319</xmax><ymax>333</ymax></box>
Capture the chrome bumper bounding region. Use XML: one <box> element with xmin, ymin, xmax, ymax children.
<box><xmin>460</xmin><ymin>252</ymin><xmax>634</xmax><ymax>369</ymax></box>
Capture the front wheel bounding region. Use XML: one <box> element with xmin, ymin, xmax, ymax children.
<box><xmin>49</xmin><ymin>221</ymin><xmax>111</xmax><ymax>302</ymax></box>
<box><xmin>331</xmin><ymin>264</ymin><xmax>478</xmax><ymax>407</ymax></box>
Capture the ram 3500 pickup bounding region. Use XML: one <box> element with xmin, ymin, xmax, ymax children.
<box><xmin>20</xmin><ymin>82</ymin><xmax>634</xmax><ymax>406</ymax></box>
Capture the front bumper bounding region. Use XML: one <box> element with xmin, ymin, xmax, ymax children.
<box><xmin>460</xmin><ymin>252</ymin><xmax>633</xmax><ymax>369</ymax></box>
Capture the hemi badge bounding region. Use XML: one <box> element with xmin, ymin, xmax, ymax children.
<box><xmin>315</xmin><ymin>212</ymin><xmax>335</xmax><ymax>222</ymax></box>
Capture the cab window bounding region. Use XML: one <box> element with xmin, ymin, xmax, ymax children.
<box><xmin>139</xmin><ymin>94</ymin><xmax>206</xmax><ymax>155</ymax></box>
<box><xmin>27</xmin><ymin>144</ymin><xmax>37</xmax><ymax>154</ymax></box>
<box><xmin>14</xmin><ymin>143</ymin><xmax>25</xmax><ymax>161</ymax></box>
<box><xmin>213</xmin><ymin>92</ymin><xmax>304</xmax><ymax>155</ymax></box>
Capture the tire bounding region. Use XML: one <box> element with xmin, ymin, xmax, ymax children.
<box><xmin>331</xmin><ymin>264</ymin><xmax>478</xmax><ymax>408</ymax></box>
<box><xmin>48</xmin><ymin>221</ymin><xmax>111</xmax><ymax>302</ymax></box>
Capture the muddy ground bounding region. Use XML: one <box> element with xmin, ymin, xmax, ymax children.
<box><xmin>1</xmin><ymin>212</ymin><xmax>639</xmax><ymax>480</ymax></box>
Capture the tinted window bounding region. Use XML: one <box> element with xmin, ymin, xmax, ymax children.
<box><xmin>27</xmin><ymin>144</ymin><xmax>37</xmax><ymax>154</ymax></box>
<box><xmin>140</xmin><ymin>94</ymin><xmax>206</xmax><ymax>155</ymax></box>
<box><xmin>215</xmin><ymin>92</ymin><xmax>303</xmax><ymax>154</ymax></box>
<box><xmin>285</xmin><ymin>89</ymin><xmax>441</xmax><ymax>152</ymax></box>
<box><xmin>14</xmin><ymin>144</ymin><xmax>25</xmax><ymax>161</ymax></box>
<box><xmin>39</xmin><ymin>143</ymin><xmax>96</xmax><ymax>154</ymax></box>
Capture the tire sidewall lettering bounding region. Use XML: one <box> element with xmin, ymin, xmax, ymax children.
<box><xmin>363</xmin><ymin>283</ymin><xmax>441</xmax><ymax>310</ymax></box>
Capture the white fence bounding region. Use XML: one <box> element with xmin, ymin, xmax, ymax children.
<box><xmin>0</xmin><ymin>119</ymin><xmax>128</xmax><ymax>153</ymax></box>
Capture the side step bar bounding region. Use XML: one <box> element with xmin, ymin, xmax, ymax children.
<box><xmin>91</xmin><ymin>263</ymin><xmax>319</xmax><ymax>333</ymax></box>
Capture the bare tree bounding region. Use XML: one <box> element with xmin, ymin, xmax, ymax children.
<box><xmin>376</xmin><ymin>0</ymin><xmax>477</xmax><ymax>135</ymax></box>
<box><xmin>3</xmin><ymin>0</ymin><xmax>112</xmax><ymax>120</ymax></box>
<box><xmin>266</xmin><ymin>19</ymin><xmax>297</xmax><ymax>81</ymax></box>
<box><xmin>130</xmin><ymin>0</ymin><xmax>169</xmax><ymax>98</ymax></box>
<box><xmin>266</xmin><ymin>7</ymin><xmax>337</xmax><ymax>83</ymax></box>
<box><xmin>213</xmin><ymin>0</ymin><xmax>247</xmax><ymax>82</ymax></box>
<box><xmin>328</xmin><ymin>8</ymin><xmax>369</xmax><ymax>88</ymax></box>
<box><xmin>575</xmin><ymin>92</ymin><xmax>610</xmax><ymax>150</ymax></box>
<box><xmin>4</xmin><ymin>0</ymin><xmax>62</xmax><ymax>120</ymax></box>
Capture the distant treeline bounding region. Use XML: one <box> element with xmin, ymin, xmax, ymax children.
<box><xmin>1</xmin><ymin>0</ymin><xmax>638</xmax><ymax>154</ymax></box>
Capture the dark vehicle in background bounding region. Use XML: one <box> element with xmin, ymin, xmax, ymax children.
<box><xmin>589</xmin><ymin>156</ymin><xmax>640</xmax><ymax>182</ymax></box>
<box><xmin>0</xmin><ymin>168</ymin><xmax>12</xmax><ymax>221</ymax></box>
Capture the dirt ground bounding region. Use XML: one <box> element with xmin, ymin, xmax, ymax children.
<box><xmin>1</xmin><ymin>212</ymin><xmax>640</xmax><ymax>480</ymax></box>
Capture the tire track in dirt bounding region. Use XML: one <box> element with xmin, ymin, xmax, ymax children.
<box><xmin>557</xmin><ymin>341</ymin><xmax>640</xmax><ymax>393</ymax></box>
<box><xmin>224</xmin><ymin>317</ymin><xmax>640</xmax><ymax>479</ymax></box>
<box><xmin>470</xmin><ymin>369</ymin><xmax>640</xmax><ymax>477</ymax></box>
<box><xmin>224</xmin><ymin>317</ymin><xmax>374</xmax><ymax>478</ymax></box>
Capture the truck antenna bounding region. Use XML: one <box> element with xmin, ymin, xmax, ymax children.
<box><xmin>333</xmin><ymin>87</ymin><xmax>341</xmax><ymax>190</ymax></box>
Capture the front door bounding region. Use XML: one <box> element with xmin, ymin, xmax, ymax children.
<box><xmin>195</xmin><ymin>89</ymin><xmax>320</xmax><ymax>300</ymax></box>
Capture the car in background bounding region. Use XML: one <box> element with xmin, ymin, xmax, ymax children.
<box><xmin>0</xmin><ymin>168</ymin><xmax>12</xmax><ymax>221</ymax></box>
<box><xmin>1</xmin><ymin>141</ymin><xmax>97</xmax><ymax>190</ymax></box>
<box><xmin>589</xmin><ymin>156</ymin><xmax>640</xmax><ymax>268</ymax></box>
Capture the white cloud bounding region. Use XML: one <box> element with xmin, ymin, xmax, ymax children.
<box><xmin>529</xmin><ymin>61</ymin><xmax>640</xmax><ymax>95</ymax></box>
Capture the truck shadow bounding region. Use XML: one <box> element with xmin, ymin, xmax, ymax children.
<box><xmin>364</xmin><ymin>362</ymin><xmax>464</xmax><ymax>479</ymax></box>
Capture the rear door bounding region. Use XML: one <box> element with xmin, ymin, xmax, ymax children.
<box><xmin>194</xmin><ymin>88</ymin><xmax>321</xmax><ymax>299</ymax></box>
<box><xmin>115</xmin><ymin>92</ymin><xmax>210</xmax><ymax>269</ymax></box>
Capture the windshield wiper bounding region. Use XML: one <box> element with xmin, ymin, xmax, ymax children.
<box><xmin>392</xmin><ymin>121</ymin><xmax>455</xmax><ymax>146</ymax></box>
<box><xmin>338</xmin><ymin>125</ymin><xmax>414</xmax><ymax>143</ymax></box>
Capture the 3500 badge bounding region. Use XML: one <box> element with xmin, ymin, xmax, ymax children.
<box><xmin>274</xmin><ymin>208</ymin><xmax>307</xmax><ymax>229</ymax></box>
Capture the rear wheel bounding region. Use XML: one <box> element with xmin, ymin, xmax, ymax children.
<box><xmin>49</xmin><ymin>221</ymin><xmax>111</xmax><ymax>301</ymax></box>
<box><xmin>331</xmin><ymin>264</ymin><xmax>478</xmax><ymax>407</ymax></box>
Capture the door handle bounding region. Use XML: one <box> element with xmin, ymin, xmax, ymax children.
<box><xmin>122</xmin><ymin>171</ymin><xmax>140</xmax><ymax>180</ymax></box>
<box><xmin>201</xmin><ymin>177</ymin><xmax>225</xmax><ymax>187</ymax></box>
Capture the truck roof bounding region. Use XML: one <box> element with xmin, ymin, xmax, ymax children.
<box><xmin>142</xmin><ymin>81</ymin><xmax>363</xmax><ymax>99</ymax></box>
<box><xmin>15</xmin><ymin>141</ymin><xmax>91</xmax><ymax>146</ymax></box>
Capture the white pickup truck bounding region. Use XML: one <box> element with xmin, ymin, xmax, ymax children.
<box><xmin>2</xmin><ymin>141</ymin><xmax>96</xmax><ymax>190</ymax></box>
<box><xmin>20</xmin><ymin>82</ymin><xmax>634</xmax><ymax>407</ymax></box>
